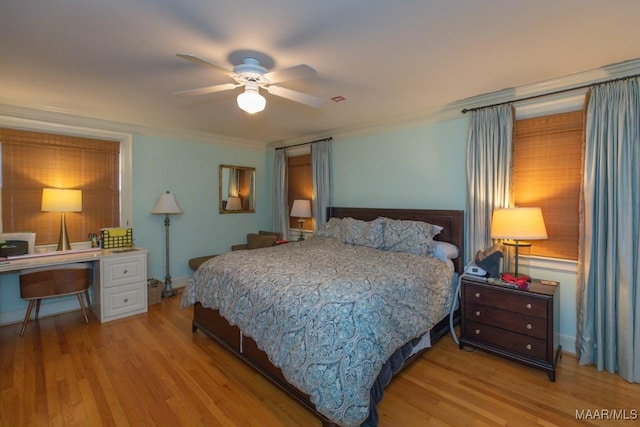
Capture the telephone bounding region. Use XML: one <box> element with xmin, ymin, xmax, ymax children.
<box><xmin>501</xmin><ymin>273</ymin><xmax>530</xmax><ymax>290</ymax></box>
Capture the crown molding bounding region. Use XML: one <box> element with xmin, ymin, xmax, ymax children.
<box><xmin>273</xmin><ymin>58</ymin><xmax>640</xmax><ymax>149</ymax></box>
<box><xmin>0</xmin><ymin>103</ymin><xmax>267</xmax><ymax>150</ymax></box>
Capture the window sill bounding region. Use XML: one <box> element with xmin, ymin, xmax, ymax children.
<box><xmin>518</xmin><ymin>255</ymin><xmax>577</xmax><ymax>274</ymax></box>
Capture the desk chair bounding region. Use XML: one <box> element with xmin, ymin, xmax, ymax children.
<box><xmin>19</xmin><ymin>263</ymin><xmax>91</xmax><ymax>336</ymax></box>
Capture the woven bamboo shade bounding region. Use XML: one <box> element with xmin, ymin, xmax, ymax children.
<box><xmin>287</xmin><ymin>154</ymin><xmax>314</xmax><ymax>231</ymax></box>
<box><xmin>0</xmin><ymin>128</ymin><xmax>120</xmax><ymax>246</ymax></box>
<box><xmin>513</xmin><ymin>110</ymin><xmax>584</xmax><ymax>260</ymax></box>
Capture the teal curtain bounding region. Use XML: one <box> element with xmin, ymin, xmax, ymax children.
<box><xmin>272</xmin><ymin>149</ymin><xmax>289</xmax><ymax>235</ymax></box>
<box><xmin>577</xmin><ymin>78</ymin><xmax>640</xmax><ymax>383</ymax></box>
<box><xmin>465</xmin><ymin>105</ymin><xmax>513</xmax><ymax>264</ymax></box>
<box><xmin>311</xmin><ymin>140</ymin><xmax>331</xmax><ymax>229</ymax></box>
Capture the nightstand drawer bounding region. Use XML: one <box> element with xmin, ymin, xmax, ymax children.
<box><xmin>464</xmin><ymin>283</ymin><xmax>547</xmax><ymax>319</ymax></box>
<box><xmin>465</xmin><ymin>303</ymin><xmax>547</xmax><ymax>339</ymax></box>
<box><xmin>464</xmin><ymin>320</ymin><xmax>547</xmax><ymax>360</ymax></box>
<box><xmin>102</xmin><ymin>254</ymin><xmax>146</xmax><ymax>288</ymax></box>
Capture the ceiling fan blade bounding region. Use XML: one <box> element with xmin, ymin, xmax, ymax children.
<box><xmin>267</xmin><ymin>85</ymin><xmax>324</xmax><ymax>108</ymax></box>
<box><xmin>176</xmin><ymin>53</ymin><xmax>233</xmax><ymax>75</ymax></box>
<box><xmin>173</xmin><ymin>83</ymin><xmax>240</xmax><ymax>97</ymax></box>
<box><xmin>264</xmin><ymin>64</ymin><xmax>317</xmax><ymax>84</ymax></box>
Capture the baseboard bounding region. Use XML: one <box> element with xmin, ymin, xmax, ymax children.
<box><xmin>0</xmin><ymin>296</ymin><xmax>84</xmax><ymax>326</ymax></box>
<box><xmin>559</xmin><ymin>333</ymin><xmax>576</xmax><ymax>355</ymax></box>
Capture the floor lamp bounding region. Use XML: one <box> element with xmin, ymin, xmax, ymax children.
<box><xmin>152</xmin><ymin>191</ymin><xmax>183</xmax><ymax>298</ymax></box>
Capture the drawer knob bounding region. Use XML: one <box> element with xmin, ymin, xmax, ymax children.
<box><xmin>526</xmin><ymin>303</ymin><xmax>532</xmax><ymax>309</ymax></box>
<box><xmin>124</xmin><ymin>298</ymin><xmax>128</xmax><ymax>303</ymax></box>
<box><xmin>474</xmin><ymin>329</ymin><xmax>480</xmax><ymax>335</ymax></box>
<box><xmin>123</xmin><ymin>269</ymin><xmax>128</xmax><ymax>274</ymax></box>
<box><xmin>526</xmin><ymin>323</ymin><xmax>532</xmax><ymax>330</ymax></box>
<box><xmin>526</xmin><ymin>344</ymin><xmax>532</xmax><ymax>350</ymax></box>
<box><xmin>475</xmin><ymin>292</ymin><xmax>480</xmax><ymax>298</ymax></box>
<box><xmin>475</xmin><ymin>311</ymin><xmax>481</xmax><ymax>317</ymax></box>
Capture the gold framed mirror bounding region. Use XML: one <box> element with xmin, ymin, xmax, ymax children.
<box><xmin>219</xmin><ymin>164</ymin><xmax>256</xmax><ymax>214</ymax></box>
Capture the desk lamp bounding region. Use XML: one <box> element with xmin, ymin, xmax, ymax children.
<box><xmin>41</xmin><ymin>188</ymin><xmax>82</xmax><ymax>251</ymax></box>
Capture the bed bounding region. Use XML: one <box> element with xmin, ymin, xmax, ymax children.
<box><xmin>181</xmin><ymin>207</ymin><xmax>464</xmax><ymax>427</ymax></box>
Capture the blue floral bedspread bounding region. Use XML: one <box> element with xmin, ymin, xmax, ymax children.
<box><xmin>181</xmin><ymin>237</ymin><xmax>454</xmax><ymax>427</ymax></box>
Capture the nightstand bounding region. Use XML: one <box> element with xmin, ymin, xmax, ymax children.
<box><xmin>459</xmin><ymin>275</ymin><xmax>562</xmax><ymax>381</ymax></box>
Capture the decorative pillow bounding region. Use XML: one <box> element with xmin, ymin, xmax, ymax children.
<box><xmin>381</xmin><ymin>217</ymin><xmax>442</xmax><ymax>256</ymax></box>
<box><xmin>315</xmin><ymin>217</ymin><xmax>343</xmax><ymax>239</ymax></box>
<box><xmin>432</xmin><ymin>241</ymin><xmax>459</xmax><ymax>261</ymax></box>
<box><xmin>258</xmin><ymin>230</ymin><xmax>282</xmax><ymax>240</ymax></box>
<box><xmin>341</xmin><ymin>217</ymin><xmax>385</xmax><ymax>249</ymax></box>
<box><xmin>246</xmin><ymin>233</ymin><xmax>277</xmax><ymax>249</ymax></box>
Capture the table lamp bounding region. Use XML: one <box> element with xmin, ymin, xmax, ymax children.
<box><xmin>490</xmin><ymin>207</ymin><xmax>547</xmax><ymax>279</ymax></box>
<box><xmin>152</xmin><ymin>191</ymin><xmax>183</xmax><ymax>298</ymax></box>
<box><xmin>41</xmin><ymin>188</ymin><xmax>83</xmax><ymax>251</ymax></box>
<box><xmin>290</xmin><ymin>199</ymin><xmax>311</xmax><ymax>241</ymax></box>
<box><xmin>226</xmin><ymin>196</ymin><xmax>242</xmax><ymax>211</ymax></box>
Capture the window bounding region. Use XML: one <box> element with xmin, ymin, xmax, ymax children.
<box><xmin>0</xmin><ymin>116</ymin><xmax>133</xmax><ymax>249</ymax></box>
<box><xmin>287</xmin><ymin>153</ymin><xmax>314</xmax><ymax>231</ymax></box>
<box><xmin>512</xmin><ymin>110</ymin><xmax>584</xmax><ymax>260</ymax></box>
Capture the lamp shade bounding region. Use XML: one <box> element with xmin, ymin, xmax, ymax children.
<box><xmin>226</xmin><ymin>196</ymin><xmax>242</xmax><ymax>211</ymax></box>
<box><xmin>41</xmin><ymin>188</ymin><xmax>82</xmax><ymax>212</ymax></box>
<box><xmin>237</xmin><ymin>81</ymin><xmax>266</xmax><ymax>114</ymax></box>
<box><xmin>490</xmin><ymin>207</ymin><xmax>548</xmax><ymax>240</ymax></box>
<box><xmin>152</xmin><ymin>191</ymin><xmax>183</xmax><ymax>214</ymax></box>
<box><xmin>290</xmin><ymin>199</ymin><xmax>312</xmax><ymax>218</ymax></box>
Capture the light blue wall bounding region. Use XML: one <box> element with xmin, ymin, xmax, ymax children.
<box><xmin>332</xmin><ymin>118</ymin><xmax>468</xmax><ymax>210</ymax></box>
<box><xmin>131</xmin><ymin>134</ymin><xmax>272</xmax><ymax>284</ymax></box>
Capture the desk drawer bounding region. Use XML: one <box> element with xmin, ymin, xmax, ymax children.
<box><xmin>464</xmin><ymin>283</ymin><xmax>547</xmax><ymax>319</ymax></box>
<box><xmin>102</xmin><ymin>254</ymin><xmax>146</xmax><ymax>288</ymax></box>
<box><xmin>103</xmin><ymin>282</ymin><xmax>146</xmax><ymax>319</ymax></box>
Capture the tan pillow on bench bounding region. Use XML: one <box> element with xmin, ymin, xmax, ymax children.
<box><xmin>246</xmin><ymin>233</ymin><xmax>278</xmax><ymax>249</ymax></box>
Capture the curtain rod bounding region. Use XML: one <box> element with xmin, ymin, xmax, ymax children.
<box><xmin>461</xmin><ymin>73</ymin><xmax>640</xmax><ymax>114</ymax></box>
<box><xmin>275</xmin><ymin>136</ymin><xmax>333</xmax><ymax>150</ymax></box>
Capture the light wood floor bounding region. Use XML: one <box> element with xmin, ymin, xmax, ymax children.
<box><xmin>1</xmin><ymin>290</ymin><xmax>638</xmax><ymax>427</ymax></box>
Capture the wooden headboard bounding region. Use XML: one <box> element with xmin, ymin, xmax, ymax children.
<box><xmin>327</xmin><ymin>207</ymin><xmax>465</xmax><ymax>273</ymax></box>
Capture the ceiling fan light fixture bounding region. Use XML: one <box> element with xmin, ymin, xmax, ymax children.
<box><xmin>237</xmin><ymin>81</ymin><xmax>266</xmax><ymax>114</ymax></box>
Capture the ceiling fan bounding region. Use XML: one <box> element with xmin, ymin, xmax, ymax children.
<box><xmin>173</xmin><ymin>52</ymin><xmax>324</xmax><ymax>114</ymax></box>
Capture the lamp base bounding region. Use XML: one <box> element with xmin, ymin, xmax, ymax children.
<box><xmin>162</xmin><ymin>285</ymin><xmax>177</xmax><ymax>298</ymax></box>
<box><xmin>56</xmin><ymin>212</ymin><xmax>72</xmax><ymax>251</ymax></box>
<box><xmin>162</xmin><ymin>288</ymin><xmax>177</xmax><ymax>298</ymax></box>
<box><xmin>162</xmin><ymin>278</ymin><xmax>177</xmax><ymax>298</ymax></box>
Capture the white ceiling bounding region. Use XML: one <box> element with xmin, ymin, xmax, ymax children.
<box><xmin>2</xmin><ymin>0</ymin><xmax>640</xmax><ymax>146</ymax></box>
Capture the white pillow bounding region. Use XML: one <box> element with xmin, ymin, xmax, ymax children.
<box><xmin>432</xmin><ymin>241</ymin><xmax>459</xmax><ymax>261</ymax></box>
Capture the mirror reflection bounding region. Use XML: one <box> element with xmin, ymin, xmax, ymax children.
<box><xmin>219</xmin><ymin>165</ymin><xmax>255</xmax><ymax>214</ymax></box>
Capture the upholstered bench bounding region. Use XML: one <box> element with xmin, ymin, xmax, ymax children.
<box><xmin>189</xmin><ymin>231</ymin><xmax>282</xmax><ymax>272</ymax></box>
<box><xmin>188</xmin><ymin>255</ymin><xmax>218</xmax><ymax>271</ymax></box>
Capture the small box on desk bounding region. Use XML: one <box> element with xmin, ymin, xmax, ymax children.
<box><xmin>147</xmin><ymin>279</ymin><xmax>163</xmax><ymax>305</ymax></box>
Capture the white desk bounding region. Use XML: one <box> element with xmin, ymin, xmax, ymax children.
<box><xmin>1</xmin><ymin>247</ymin><xmax>148</xmax><ymax>323</ymax></box>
